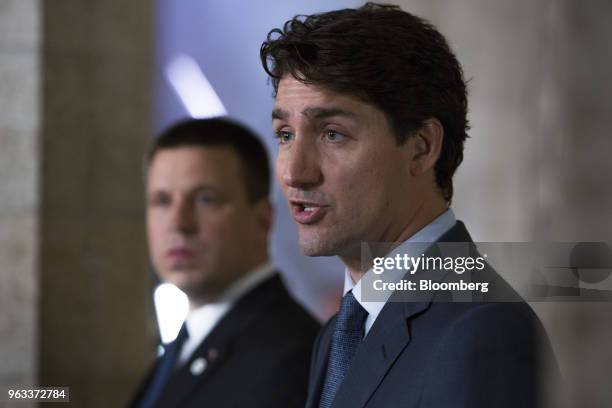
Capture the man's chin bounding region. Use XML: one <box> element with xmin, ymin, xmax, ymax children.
<box><xmin>158</xmin><ymin>272</ymin><xmax>206</xmax><ymax>295</ymax></box>
<box><xmin>298</xmin><ymin>236</ymin><xmax>342</xmax><ymax>257</ymax></box>
<box><xmin>173</xmin><ymin>282</ymin><xmax>215</xmax><ymax>303</ymax></box>
<box><xmin>162</xmin><ymin>280</ymin><xmax>198</xmax><ymax>296</ymax></box>
<box><xmin>168</xmin><ymin>277</ymin><xmax>230</xmax><ymax>303</ymax></box>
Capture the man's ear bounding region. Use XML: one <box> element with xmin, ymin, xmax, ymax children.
<box><xmin>409</xmin><ymin>118</ymin><xmax>444</xmax><ymax>176</ymax></box>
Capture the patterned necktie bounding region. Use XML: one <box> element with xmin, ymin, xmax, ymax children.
<box><xmin>139</xmin><ymin>324</ymin><xmax>189</xmax><ymax>408</ymax></box>
<box><xmin>319</xmin><ymin>290</ymin><xmax>368</xmax><ymax>408</ymax></box>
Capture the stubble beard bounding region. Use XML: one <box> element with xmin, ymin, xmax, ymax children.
<box><xmin>297</xmin><ymin>224</ymin><xmax>359</xmax><ymax>258</ymax></box>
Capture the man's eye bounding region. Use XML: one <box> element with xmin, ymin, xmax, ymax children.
<box><xmin>195</xmin><ymin>194</ymin><xmax>218</xmax><ymax>205</ymax></box>
<box><xmin>149</xmin><ymin>195</ymin><xmax>170</xmax><ymax>207</ymax></box>
<box><xmin>275</xmin><ymin>130</ymin><xmax>293</xmax><ymax>144</ymax></box>
<box><xmin>324</xmin><ymin>129</ymin><xmax>346</xmax><ymax>142</ymax></box>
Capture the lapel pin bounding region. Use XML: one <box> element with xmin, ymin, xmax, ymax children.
<box><xmin>190</xmin><ymin>357</ymin><xmax>207</xmax><ymax>376</ymax></box>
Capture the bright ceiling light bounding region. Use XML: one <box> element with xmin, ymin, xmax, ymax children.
<box><xmin>165</xmin><ymin>54</ymin><xmax>228</xmax><ymax>118</ymax></box>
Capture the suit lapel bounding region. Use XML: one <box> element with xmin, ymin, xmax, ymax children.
<box><xmin>154</xmin><ymin>275</ymin><xmax>286</xmax><ymax>407</ymax></box>
<box><xmin>305</xmin><ymin>318</ymin><xmax>335</xmax><ymax>408</ymax></box>
<box><xmin>330</xmin><ymin>300</ymin><xmax>429</xmax><ymax>408</ymax></box>
<box><xmin>156</xmin><ymin>336</ymin><xmax>233</xmax><ymax>407</ymax></box>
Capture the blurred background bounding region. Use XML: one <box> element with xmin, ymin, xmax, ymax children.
<box><xmin>1</xmin><ymin>0</ymin><xmax>611</xmax><ymax>406</ymax></box>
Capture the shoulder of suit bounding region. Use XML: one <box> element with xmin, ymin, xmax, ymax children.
<box><xmin>234</xmin><ymin>274</ymin><xmax>320</xmax><ymax>336</ymax></box>
<box><xmin>429</xmin><ymin>300</ymin><xmax>544</xmax><ymax>348</ymax></box>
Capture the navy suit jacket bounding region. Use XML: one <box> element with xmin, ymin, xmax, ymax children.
<box><xmin>306</xmin><ymin>221</ymin><xmax>558</xmax><ymax>408</ymax></box>
<box><xmin>131</xmin><ymin>274</ymin><xmax>320</xmax><ymax>408</ymax></box>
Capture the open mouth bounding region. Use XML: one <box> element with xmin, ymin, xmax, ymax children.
<box><xmin>290</xmin><ymin>201</ymin><xmax>328</xmax><ymax>224</ymax></box>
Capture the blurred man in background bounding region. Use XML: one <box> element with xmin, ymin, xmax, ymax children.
<box><xmin>131</xmin><ymin>118</ymin><xmax>319</xmax><ymax>408</ymax></box>
<box><xmin>262</xmin><ymin>3</ymin><xmax>557</xmax><ymax>407</ymax></box>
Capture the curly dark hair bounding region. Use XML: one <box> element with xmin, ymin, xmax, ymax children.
<box><xmin>260</xmin><ymin>2</ymin><xmax>469</xmax><ymax>202</ymax></box>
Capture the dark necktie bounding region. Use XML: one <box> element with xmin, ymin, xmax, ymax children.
<box><xmin>139</xmin><ymin>324</ymin><xmax>189</xmax><ymax>408</ymax></box>
<box><xmin>318</xmin><ymin>290</ymin><xmax>368</xmax><ymax>408</ymax></box>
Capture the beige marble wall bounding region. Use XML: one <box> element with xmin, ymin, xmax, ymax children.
<box><xmin>38</xmin><ymin>0</ymin><xmax>154</xmax><ymax>406</ymax></box>
<box><xmin>0</xmin><ymin>1</ymin><xmax>40</xmax><ymax>406</ymax></box>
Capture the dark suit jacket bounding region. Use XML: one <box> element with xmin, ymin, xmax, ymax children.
<box><xmin>306</xmin><ymin>221</ymin><xmax>558</xmax><ymax>408</ymax></box>
<box><xmin>131</xmin><ymin>274</ymin><xmax>320</xmax><ymax>408</ymax></box>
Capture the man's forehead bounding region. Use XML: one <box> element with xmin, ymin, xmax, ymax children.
<box><xmin>148</xmin><ymin>147</ymin><xmax>240</xmax><ymax>184</ymax></box>
<box><xmin>275</xmin><ymin>77</ymin><xmax>322</xmax><ymax>105</ymax></box>
<box><xmin>151</xmin><ymin>145</ymin><xmax>237</xmax><ymax>165</ymax></box>
<box><xmin>273</xmin><ymin>77</ymin><xmax>365</xmax><ymax>120</ymax></box>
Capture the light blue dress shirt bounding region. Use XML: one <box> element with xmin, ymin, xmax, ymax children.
<box><xmin>343</xmin><ymin>209</ymin><xmax>457</xmax><ymax>336</ymax></box>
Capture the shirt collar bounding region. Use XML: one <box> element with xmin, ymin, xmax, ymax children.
<box><xmin>343</xmin><ymin>209</ymin><xmax>457</xmax><ymax>325</ymax></box>
<box><xmin>185</xmin><ymin>261</ymin><xmax>275</xmax><ymax>342</ymax></box>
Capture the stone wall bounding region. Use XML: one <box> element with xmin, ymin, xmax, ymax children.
<box><xmin>0</xmin><ymin>0</ymin><xmax>154</xmax><ymax>406</ymax></box>
<box><xmin>39</xmin><ymin>1</ymin><xmax>154</xmax><ymax>406</ymax></box>
<box><xmin>0</xmin><ymin>1</ymin><xmax>40</xmax><ymax>407</ymax></box>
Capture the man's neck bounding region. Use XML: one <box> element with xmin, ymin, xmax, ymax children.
<box><xmin>187</xmin><ymin>257</ymin><xmax>271</xmax><ymax>310</ymax></box>
<box><xmin>341</xmin><ymin>201</ymin><xmax>448</xmax><ymax>284</ymax></box>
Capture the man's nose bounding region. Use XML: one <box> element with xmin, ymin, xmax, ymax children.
<box><xmin>171</xmin><ymin>199</ymin><xmax>197</xmax><ymax>234</ymax></box>
<box><xmin>279</xmin><ymin>137</ymin><xmax>322</xmax><ymax>190</ymax></box>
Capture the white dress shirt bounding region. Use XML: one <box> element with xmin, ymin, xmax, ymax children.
<box><xmin>178</xmin><ymin>262</ymin><xmax>276</xmax><ymax>364</ymax></box>
<box><xmin>343</xmin><ymin>209</ymin><xmax>457</xmax><ymax>336</ymax></box>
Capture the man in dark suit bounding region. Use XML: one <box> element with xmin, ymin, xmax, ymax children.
<box><xmin>261</xmin><ymin>3</ymin><xmax>557</xmax><ymax>407</ymax></box>
<box><xmin>131</xmin><ymin>118</ymin><xmax>319</xmax><ymax>408</ymax></box>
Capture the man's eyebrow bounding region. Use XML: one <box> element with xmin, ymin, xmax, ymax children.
<box><xmin>272</xmin><ymin>108</ymin><xmax>287</xmax><ymax>120</ymax></box>
<box><xmin>192</xmin><ymin>185</ymin><xmax>219</xmax><ymax>193</ymax></box>
<box><xmin>271</xmin><ymin>107</ymin><xmax>357</xmax><ymax>121</ymax></box>
<box><xmin>303</xmin><ymin>107</ymin><xmax>357</xmax><ymax>120</ymax></box>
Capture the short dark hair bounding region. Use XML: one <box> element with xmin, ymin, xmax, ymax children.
<box><xmin>146</xmin><ymin>118</ymin><xmax>270</xmax><ymax>203</ymax></box>
<box><xmin>260</xmin><ymin>2</ymin><xmax>469</xmax><ymax>202</ymax></box>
